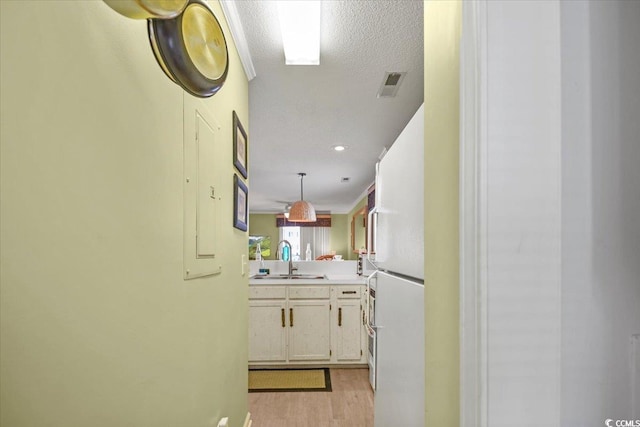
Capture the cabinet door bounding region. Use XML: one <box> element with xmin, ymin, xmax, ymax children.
<box><xmin>288</xmin><ymin>300</ymin><xmax>331</xmax><ymax>361</ymax></box>
<box><xmin>335</xmin><ymin>299</ymin><xmax>363</xmax><ymax>361</ymax></box>
<box><xmin>248</xmin><ymin>300</ymin><xmax>287</xmax><ymax>362</ymax></box>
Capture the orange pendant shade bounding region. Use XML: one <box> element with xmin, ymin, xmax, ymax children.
<box><xmin>288</xmin><ymin>172</ymin><xmax>316</xmax><ymax>222</ymax></box>
<box><xmin>288</xmin><ymin>200</ymin><xmax>317</xmax><ymax>222</ymax></box>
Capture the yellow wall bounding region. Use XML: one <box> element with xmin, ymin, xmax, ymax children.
<box><xmin>424</xmin><ymin>0</ymin><xmax>461</xmax><ymax>425</ymax></box>
<box><xmin>0</xmin><ymin>2</ymin><xmax>249</xmax><ymax>426</ymax></box>
<box><xmin>248</xmin><ymin>213</ymin><xmax>350</xmax><ymax>259</ymax></box>
<box><xmin>248</xmin><ymin>214</ymin><xmax>279</xmax><ymax>259</ymax></box>
<box><xmin>346</xmin><ymin>197</ymin><xmax>367</xmax><ymax>260</ymax></box>
<box><xmin>329</xmin><ymin>214</ymin><xmax>349</xmax><ymax>258</ymax></box>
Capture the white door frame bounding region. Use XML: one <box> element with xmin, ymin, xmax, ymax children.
<box><xmin>459</xmin><ymin>2</ymin><xmax>564</xmax><ymax>426</ymax></box>
<box><xmin>459</xmin><ymin>2</ymin><xmax>488</xmax><ymax>427</ymax></box>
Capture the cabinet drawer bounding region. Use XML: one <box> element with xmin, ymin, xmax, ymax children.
<box><xmin>288</xmin><ymin>286</ymin><xmax>331</xmax><ymax>300</ymax></box>
<box><xmin>249</xmin><ymin>286</ymin><xmax>286</xmax><ymax>300</ymax></box>
<box><xmin>334</xmin><ymin>286</ymin><xmax>362</xmax><ymax>299</ymax></box>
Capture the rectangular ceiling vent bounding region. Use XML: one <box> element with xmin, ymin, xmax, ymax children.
<box><xmin>377</xmin><ymin>71</ymin><xmax>407</xmax><ymax>98</ymax></box>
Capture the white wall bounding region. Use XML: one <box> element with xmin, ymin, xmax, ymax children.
<box><xmin>561</xmin><ymin>1</ymin><xmax>640</xmax><ymax>424</ymax></box>
<box><xmin>481</xmin><ymin>1</ymin><xmax>561</xmax><ymax>427</ymax></box>
<box><xmin>483</xmin><ymin>2</ymin><xmax>563</xmax><ymax>426</ymax></box>
<box><xmin>463</xmin><ymin>1</ymin><xmax>640</xmax><ymax>425</ymax></box>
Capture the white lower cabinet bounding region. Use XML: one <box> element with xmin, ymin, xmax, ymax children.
<box><xmin>248</xmin><ymin>284</ymin><xmax>366</xmax><ymax>365</ymax></box>
<box><xmin>248</xmin><ymin>300</ymin><xmax>287</xmax><ymax>362</ymax></box>
<box><xmin>288</xmin><ymin>299</ymin><xmax>331</xmax><ymax>361</ymax></box>
<box><xmin>248</xmin><ymin>286</ymin><xmax>287</xmax><ymax>362</ymax></box>
<box><xmin>333</xmin><ymin>285</ymin><xmax>366</xmax><ymax>362</ymax></box>
<box><xmin>335</xmin><ymin>299</ymin><xmax>363</xmax><ymax>361</ymax></box>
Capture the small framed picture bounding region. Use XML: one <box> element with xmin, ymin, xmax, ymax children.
<box><xmin>233</xmin><ymin>174</ymin><xmax>248</xmax><ymax>231</ymax></box>
<box><xmin>233</xmin><ymin>111</ymin><xmax>248</xmax><ymax>179</ymax></box>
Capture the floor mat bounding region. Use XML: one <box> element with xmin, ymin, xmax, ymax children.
<box><xmin>248</xmin><ymin>368</ymin><xmax>332</xmax><ymax>392</ymax></box>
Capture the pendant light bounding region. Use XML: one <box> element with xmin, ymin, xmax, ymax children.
<box><xmin>288</xmin><ymin>173</ymin><xmax>317</xmax><ymax>222</ymax></box>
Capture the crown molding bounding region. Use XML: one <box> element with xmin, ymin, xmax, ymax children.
<box><xmin>220</xmin><ymin>0</ymin><xmax>256</xmax><ymax>81</ymax></box>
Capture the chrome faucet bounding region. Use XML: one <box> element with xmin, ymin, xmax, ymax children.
<box><xmin>277</xmin><ymin>239</ymin><xmax>297</xmax><ymax>277</ymax></box>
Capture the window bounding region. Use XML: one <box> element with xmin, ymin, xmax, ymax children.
<box><xmin>279</xmin><ymin>226</ymin><xmax>329</xmax><ymax>260</ymax></box>
<box><xmin>280</xmin><ymin>226</ymin><xmax>301</xmax><ymax>260</ymax></box>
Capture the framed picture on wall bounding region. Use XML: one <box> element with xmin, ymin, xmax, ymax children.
<box><xmin>249</xmin><ymin>235</ymin><xmax>271</xmax><ymax>259</ymax></box>
<box><xmin>233</xmin><ymin>111</ymin><xmax>248</xmax><ymax>179</ymax></box>
<box><xmin>233</xmin><ymin>174</ymin><xmax>248</xmax><ymax>231</ymax></box>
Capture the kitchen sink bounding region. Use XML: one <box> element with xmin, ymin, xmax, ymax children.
<box><xmin>251</xmin><ymin>274</ymin><xmax>326</xmax><ymax>280</ymax></box>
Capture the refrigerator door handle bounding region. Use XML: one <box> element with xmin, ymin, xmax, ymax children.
<box><xmin>366</xmin><ymin>270</ymin><xmax>377</xmax><ymax>291</ymax></box>
<box><xmin>365</xmin><ymin>271</ymin><xmax>377</xmax><ymax>326</ymax></box>
<box><xmin>367</xmin><ymin>206</ymin><xmax>378</xmax><ymax>263</ymax></box>
<box><xmin>366</xmin><ymin>324</ymin><xmax>383</xmax><ymax>335</ymax></box>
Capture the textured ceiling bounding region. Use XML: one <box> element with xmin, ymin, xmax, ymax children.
<box><xmin>234</xmin><ymin>0</ymin><xmax>424</xmax><ymax>213</ymax></box>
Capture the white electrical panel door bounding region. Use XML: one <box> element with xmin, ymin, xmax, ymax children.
<box><xmin>196</xmin><ymin>112</ymin><xmax>217</xmax><ymax>258</ymax></box>
<box><xmin>183</xmin><ymin>95</ymin><xmax>222</xmax><ymax>279</ymax></box>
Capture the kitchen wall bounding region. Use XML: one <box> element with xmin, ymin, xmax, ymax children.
<box><xmin>330</xmin><ymin>214</ymin><xmax>349</xmax><ymax>259</ymax></box>
<box><xmin>561</xmin><ymin>1</ymin><xmax>640</xmax><ymax>423</ymax></box>
<box><xmin>423</xmin><ymin>1</ymin><xmax>461</xmax><ymax>425</ymax></box>
<box><xmin>346</xmin><ymin>196</ymin><xmax>367</xmax><ymax>260</ymax></box>
<box><xmin>248</xmin><ymin>213</ymin><xmax>349</xmax><ymax>259</ymax></box>
<box><xmin>0</xmin><ymin>2</ymin><xmax>249</xmax><ymax>426</ymax></box>
<box><xmin>248</xmin><ymin>214</ymin><xmax>279</xmax><ymax>259</ymax></box>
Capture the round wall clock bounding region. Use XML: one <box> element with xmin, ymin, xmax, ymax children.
<box><xmin>148</xmin><ymin>0</ymin><xmax>229</xmax><ymax>98</ymax></box>
<box><xmin>103</xmin><ymin>0</ymin><xmax>188</xmax><ymax>20</ymax></box>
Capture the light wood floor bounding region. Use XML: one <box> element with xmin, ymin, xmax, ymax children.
<box><xmin>248</xmin><ymin>367</ymin><xmax>374</xmax><ymax>427</ymax></box>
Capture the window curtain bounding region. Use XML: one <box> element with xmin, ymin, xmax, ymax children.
<box><xmin>275</xmin><ymin>214</ymin><xmax>331</xmax><ymax>227</ymax></box>
<box><xmin>275</xmin><ymin>214</ymin><xmax>331</xmax><ymax>260</ymax></box>
<box><xmin>278</xmin><ymin>227</ymin><xmax>302</xmax><ymax>259</ymax></box>
<box><xmin>301</xmin><ymin>227</ymin><xmax>329</xmax><ymax>259</ymax></box>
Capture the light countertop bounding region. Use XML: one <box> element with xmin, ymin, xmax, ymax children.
<box><xmin>249</xmin><ymin>274</ymin><xmax>366</xmax><ymax>286</ymax></box>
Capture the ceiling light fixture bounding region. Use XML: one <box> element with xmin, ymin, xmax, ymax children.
<box><xmin>288</xmin><ymin>173</ymin><xmax>317</xmax><ymax>222</ymax></box>
<box><xmin>332</xmin><ymin>145</ymin><xmax>347</xmax><ymax>151</ymax></box>
<box><xmin>276</xmin><ymin>0</ymin><xmax>321</xmax><ymax>65</ymax></box>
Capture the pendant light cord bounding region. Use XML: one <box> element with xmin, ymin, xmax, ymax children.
<box><xmin>299</xmin><ymin>172</ymin><xmax>306</xmax><ymax>201</ymax></box>
<box><xmin>289</xmin><ymin>172</ymin><xmax>316</xmax><ymax>222</ymax></box>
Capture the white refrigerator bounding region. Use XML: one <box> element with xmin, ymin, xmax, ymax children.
<box><xmin>368</xmin><ymin>104</ymin><xmax>424</xmax><ymax>427</ymax></box>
